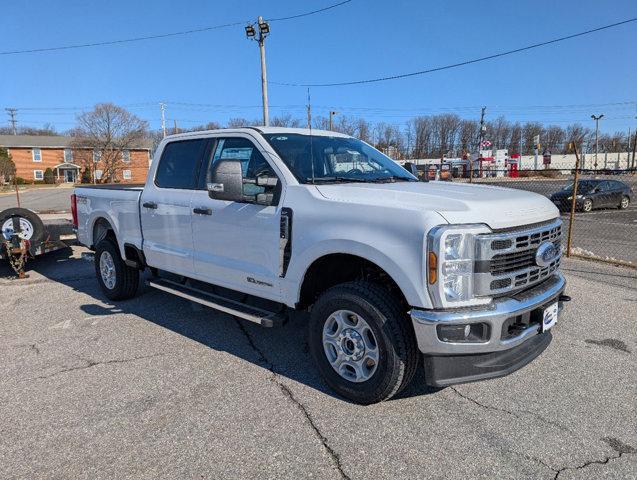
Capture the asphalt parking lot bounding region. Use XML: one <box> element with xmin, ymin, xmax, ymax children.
<box><xmin>1</xmin><ymin>245</ymin><xmax>635</xmax><ymax>479</ymax></box>
<box><xmin>0</xmin><ymin>186</ymin><xmax>74</xmax><ymax>214</ymax></box>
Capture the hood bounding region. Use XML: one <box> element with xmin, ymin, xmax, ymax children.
<box><xmin>315</xmin><ymin>181</ymin><xmax>559</xmax><ymax>230</ymax></box>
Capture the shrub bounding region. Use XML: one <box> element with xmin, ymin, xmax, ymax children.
<box><xmin>81</xmin><ymin>167</ymin><xmax>92</xmax><ymax>184</ymax></box>
<box><xmin>43</xmin><ymin>167</ymin><xmax>55</xmax><ymax>184</ymax></box>
<box><xmin>15</xmin><ymin>177</ymin><xmax>27</xmax><ymax>185</ymax></box>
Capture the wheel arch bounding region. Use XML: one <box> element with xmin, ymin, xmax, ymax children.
<box><xmin>296</xmin><ymin>252</ymin><xmax>415</xmax><ymax>311</ymax></box>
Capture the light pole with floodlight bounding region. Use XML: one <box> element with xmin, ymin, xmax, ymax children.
<box><xmin>245</xmin><ymin>18</ymin><xmax>270</xmax><ymax>127</ymax></box>
<box><xmin>591</xmin><ymin>114</ymin><xmax>604</xmax><ymax>171</ymax></box>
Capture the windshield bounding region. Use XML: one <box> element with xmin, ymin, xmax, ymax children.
<box><xmin>262</xmin><ymin>133</ymin><xmax>417</xmax><ymax>184</ymax></box>
<box><xmin>561</xmin><ymin>181</ymin><xmax>597</xmax><ymax>193</ymax></box>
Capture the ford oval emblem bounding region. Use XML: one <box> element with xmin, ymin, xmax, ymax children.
<box><xmin>536</xmin><ymin>242</ymin><xmax>560</xmax><ymax>267</ymax></box>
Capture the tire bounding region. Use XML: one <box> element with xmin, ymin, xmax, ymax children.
<box><xmin>94</xmin><ymin>238</ymin><xmax>139</xmax><ymax>300</ymax></box>
<box><xmin>581</xmin><ymin>198</ymin><xmax>593</xmax><ymax>213</ymax></box>
<box><xmin>308</xmin><ymin>281</ymin><xmax>419</xmax><ymax>404</ymax></box>
<box><xmin>619</xmin><ymin>196</ymin><xmax>630</xmax><ymax>210</ymax></box>
<box><xmin>0</xmin><ymin>208</ymin><xmax>46</xmax><ymax>244</ymax></box>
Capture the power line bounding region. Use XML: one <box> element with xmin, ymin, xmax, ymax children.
<box><xmin>268</xmin><ymin>0</ymin><xmax>352</xmax><ymax>21</ymax></box>
<box><xmin>0</xmin><ymin>1</ymin><xmax>354</xmax><ymax>55</ymax></box>
<box><xmin>10</xmin><ymin>100</ymin><xmax>635</xmax><ymax>114</ymax></box>
<box><xmin>270</xmin><ymin>17</ymin><xmax>637</xmax><ymax>87</ymax></box>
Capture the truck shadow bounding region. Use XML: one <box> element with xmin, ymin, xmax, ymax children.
<box><xmin>3</xmin><ymin>249</ymin><xmax>440</xmax><ymax>403</ymax></box>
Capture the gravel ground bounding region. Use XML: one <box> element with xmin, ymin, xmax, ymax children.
<box><xmin>0</xmin><ymin>246</ymin><xmax>635</xmax><ymax>479</ymax></box>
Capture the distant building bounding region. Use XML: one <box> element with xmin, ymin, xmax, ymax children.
<box><xmin>0</xmin><ymin>135</ymin><xmax>151</xmax><ymax>184</ymax></box>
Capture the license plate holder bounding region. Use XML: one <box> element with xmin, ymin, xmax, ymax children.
<box><xmin>541</xmin><ymin>301</ymin><xmax>559</xmax><ymax>332</ymax></box>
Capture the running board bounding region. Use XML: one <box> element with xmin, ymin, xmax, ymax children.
<box><xmin>147</xmin><ymin>278</ymin><xmax>285</xmax><ymax>327</ymax></box>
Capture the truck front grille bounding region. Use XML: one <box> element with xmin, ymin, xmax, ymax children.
<box><xmin>475</xmin><ymin>218</ymin><xmax>562</xmax><ymax>296</ymax></box>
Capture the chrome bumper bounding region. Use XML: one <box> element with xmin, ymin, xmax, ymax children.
<box><xmin>410</xmin><ymin>273</ymin><xmax>566</xmax><ymax>355</ymax></box>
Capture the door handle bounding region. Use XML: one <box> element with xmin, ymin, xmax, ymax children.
<box><xmin>193</xmin><ymin>207</ymin><xmax>212</xmax><ymax>215</ymax></box>
<box><xmin>142</xmin><ymin>201</ymin><xmax>158</xmax><ymax>209</ymax></box>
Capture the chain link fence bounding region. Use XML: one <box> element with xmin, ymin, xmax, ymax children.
<box><xmin>408</xmin><ymin>162</ymin><xmax>636</xmax><ymax>267</ymax></box>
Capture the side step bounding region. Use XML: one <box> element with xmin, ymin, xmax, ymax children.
<box><xmin>147</xmin><ymin>278</ymin><xmax>286</xmax><ymax>327</ymax></box>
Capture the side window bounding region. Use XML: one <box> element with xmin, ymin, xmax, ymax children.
<box><xmin>597</xmin><ymin>181</ymin><xmax>610</xmax><ymax>192</ymax></box>
<box><xmin>204</xmin><ymin>137</ymin><xmax>277</xmax><ymax>196</ymax></box>
<box><xmin>155</xmin><ymin>139</ymin><xmax>208</xmax><ymax>189</ymax></box>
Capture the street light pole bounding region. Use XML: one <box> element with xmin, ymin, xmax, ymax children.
<box><xmin>591</xmin><ymin>114</ymin><xmax>604</xmax><ymax>171</ymax></box>
<box><xmin>246</xmin><ymin>17</ymin><xmax>270</xmax><ymax>127</ymax></box>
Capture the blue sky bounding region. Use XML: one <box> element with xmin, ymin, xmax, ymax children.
<box><xmin>1</xmin><ymin>0</ymin><xmax>636</xmax><ymax>134</ymax></box>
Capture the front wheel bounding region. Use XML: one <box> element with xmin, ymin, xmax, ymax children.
<box><xmin>619</xmin><ymin>196</ymin><xmax>630</xmax><ymax>209</ymax></box>
<box><xmin>581</xmin><ymin>198</ymin><xmax>593</xmax><ymax>213</ymax></box>
<box><xmin>308</xmin><ymin>281</ymin><xmax>418</xmax><ymax>404</ymax></box>
<box><xmin>94</xmin><ymin>238</ymin><xmax>139</xmax><ymax>300</ymax></box>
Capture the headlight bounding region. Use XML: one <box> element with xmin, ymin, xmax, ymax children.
<box><xmin>427</xmin><ymin>224</ymin><xmax>492</xmax><ymax>308</ymax></box>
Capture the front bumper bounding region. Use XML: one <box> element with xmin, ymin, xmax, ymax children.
<box><xmin>551</xmin><ymin>197</ymin><xmax>583</xmax><ymax>211</ymax></box>
<box><xmin>410</xmin><ymin>273</ymin><xmax>566</xmax><ymax>386</ymax></box>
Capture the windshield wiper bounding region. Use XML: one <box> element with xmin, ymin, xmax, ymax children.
<box><xmin>366</xmin><ymin>176</ymin><xmax>415</xmax><ymax>183</ymax></box>
<box><xmin>305</xmin><ymin>176</ymin><xmax>370</xmax><ymax>184</ymax></box>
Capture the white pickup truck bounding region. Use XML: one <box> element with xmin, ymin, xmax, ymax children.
<box><xmin>73</xmin><ymin>127</ymin><xmax>568</xmax><ymax>404</ymax></box>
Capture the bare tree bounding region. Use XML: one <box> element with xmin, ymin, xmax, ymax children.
<box><xmin>543</xmin><ymin>125</ymin><xmax>565</xmax><ymax>153</ymax></box>
<box><xmin>227</xmin><ymin>117</ymin><xmax>260</xmax><ymax>128</ymax></box>
<box><xmin>508</xmin><ymin>123</ymin><xmax>523</xmax><ymax>154</ymax></box>
<box><xmin>270</xmin><ymin>114</ymin><xmax>302</xmax><ymax>128</ymax></box>
<box><xmin>458</xmin><ymin>119</ymin><xmax>479</xmax><ymax>154</ymax></box>
<box><xmin>0</xmin><ymin>147</ymin><xmax>16</xmax><ymax>183</ymax></box>
<box><xmin>355</xmin><ymin>118</ymin><xmax>372</xmax><ymax>144</ymax></box>
<box><xmin>565</xmin><ymin>124</ymin><xmax>591</xmax><ymax>153</ymax></box>
<box><xmin>70</xmin><ymin>103</ymin><xmax>148</xmax><ymax>183</ymax></box>
<box><xmin>522</xmin><ymin>122</ymin><xmax>543</xmax><ymax>155</ymax></box>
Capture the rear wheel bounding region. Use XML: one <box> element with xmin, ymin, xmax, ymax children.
<box><xmin>308</xmin><ymin>281</ymin><xmax>418</xmax><ymax>404</ymax></box>
<box><xmin>581</xmin><ymin>198</ymin><xmax>593</xmax><ymax>213</ymax></box>
<box><xmin>94</xmin><ymin>238</ymin><xmax>139</xmax><ymax>300</ymax></box>
<box><xmin>619</xmin><ymin>196</ymin><xmax>630</xmax><ymax>209</ymax></box>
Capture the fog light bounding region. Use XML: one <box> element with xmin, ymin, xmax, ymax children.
<box><xmin>437</xmin><ymin>323</ymin><xmax>490</xmax><ymax>343</ymax></box>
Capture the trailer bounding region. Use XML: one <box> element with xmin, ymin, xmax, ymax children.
<box><xmin>0</xmin><ymin>207</ymin><xmax>75</xmax><ymax>278</ymax></box>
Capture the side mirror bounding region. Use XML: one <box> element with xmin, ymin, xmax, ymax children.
<box><xmin>208</xmin><ymin>160</ymin><xmax>244</xmax><ymax>201</ymax></box>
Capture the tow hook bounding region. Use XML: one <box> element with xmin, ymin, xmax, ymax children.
<box><xmin>559</xmin><ymin>294</ymin><xmax>571</xmax><ymax>302</ymax></box>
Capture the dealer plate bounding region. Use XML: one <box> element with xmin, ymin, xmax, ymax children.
<box><xmin>542</xmin><ymin>302</ymin><xmax>559</xmax><ymax>332</ymax></box>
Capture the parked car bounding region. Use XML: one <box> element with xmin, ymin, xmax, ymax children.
<box><xmin>550</xmin><ymin>179</ymin><xmax>632</xmax><ymax>212</ymax></box>
<box><xmin>73</xmin><ymin>127</ymin><xmax>568</xmax><ymax>404</ymax></box>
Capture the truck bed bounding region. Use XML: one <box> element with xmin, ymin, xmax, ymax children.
<box><xmin>74</xmin><ymin>185</ymin><xmax>144</xmax><ymax>253</ymax></box>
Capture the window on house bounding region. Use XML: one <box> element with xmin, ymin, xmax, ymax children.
<box><xmin>34</xmin><ymin>170</ymin><xmax>44</xmax><ymax>180</ymax></box>
<box><xmin>32</xmin><ymin>148</ymin><xmax>42</xmax><ymax>162</ymax></box>
<box><xmin>122</xmin><ymin>150</ymin><xmax>131</xmax><ymax>163</ymax></box>
<box><xmin>122</xmin><ymin>169</ymin><xmax>132</xmax><ymax>180</ymax></box>
<box><xmin>64</xmin><ymin>149</ymin><xmax>73</xmax><ymax>163</ymax></box>
<box><xmin>93</xmin><ymin>150</ymin><xmax>102</xmax><ymax>162</ymax></box>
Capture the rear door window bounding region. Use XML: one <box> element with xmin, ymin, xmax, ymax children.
<box><xmin>155</xmin><ymin>139</ymin><xmax>209</xmax><ymax>189</ymax></box>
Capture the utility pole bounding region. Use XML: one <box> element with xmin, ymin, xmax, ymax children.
<box><xmin>591</xmin><ymin>113</ymin><xmax>604</xmax><ymax>171</ymax></box>
<box><xmin>245</xmin><ymin>17</ymin><xmax>270</xmax><ymax>126</ymax></box>
<box><xmin>329</xmin><ymin>111</ymin><xmax>338</xmax><ymax>131</ymax></box>
<box><xmin>471</xmin><ymin>106</ymin><xmax>486</xmax><ymax>182</ymax></box>
<box><xmin>160</xmin><ymin>102</ymin><xmax>167</xmax><ymax>138</ymax></box>
<box><xmin>5</xmin><ymin>108</ymin><xmax>18</xmax><ymax>135</ymax></box>
<box><xmin>632</xmin><ymin>118</ymin><xmax>637</xmax><ymax>169</ymax></box>
<box><xmin>306</xmin><ymin>88</ymin><xmax>312</xmax><ymax>129</ymax></box>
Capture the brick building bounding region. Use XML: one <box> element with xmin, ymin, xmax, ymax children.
<box><xmin>0</xmin><ymin>135</ymin><xmax>152</xmax><ymax>184</ymax></box>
